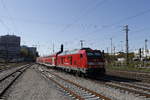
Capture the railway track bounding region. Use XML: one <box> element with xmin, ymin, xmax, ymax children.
<box><xmin>38</xmin><ymin>64</ymin><xmax>150</xmax><ymax>99</ymax></box>
<box><xmin>0</xmin><ymin>64</ymin><xmax>31</xmax><ymax>98</ymax></box>
<box><xmin>0</xmin><ymin>63</ymin><xmax>26</xmax><ymax>73</ymax></box>
<box><xmin>0</xmin><ymin>65</ymin><xmax>10</xmax><ymax>73</ymax></box>
<box><xmin>38</xmin><ymin>67</ymin><xmax>111</xmax><ymax>100</ymax></box>
<box><xmin>90</xmin><ymin>76</ymin><xmax>150</xmax><ymax>98</ymax></box>
<box><xmin>0</xmin><ymin>66</ymin><xmax>16</xmax><ymax>73</ymax></box>
<box><xmin>104</xmin><ymin>81</ymin><xmax>150</xmax><ymax>98</ymax></box>
<box><xmin>0</xmin><ymin>67</ymin><xmax>10</xmax><ymax>73</ymax></box>
<box><xmin>106</xmin><ymin>69</ymin><xmax>150</xmax><ymax>83</ymax></box>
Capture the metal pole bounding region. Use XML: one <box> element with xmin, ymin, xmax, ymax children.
<box><xmin>110</xmin><ymin>38</ymin><xmax>112</xmax><ymax>55</ymax></box>
<box><xmin>120</xmin><ymin>41</ymin><xmax>123</xmax><ymax>52</ymax></box>
<box><xmin>145</xmin><ymin>39</ymin><xmax>148</xmax><ymax>60</ymax></box>
<box><xmin>124</xmin><ymin>25</ymin><xmax>129</xmax><ymax>66</ymax></box>
<box><xmin>107</xmin><ymin>47</ymin><xmax>109</xmax><ymax>54</ymax></box>
<box><xmin>113</xmin><ymin>46</ymin><xmax>116</xmax><ymax>55</ymax></box>
<box><xmin>80</xmin><ymin>40</ymin><xmax>84</xmax><ymax>49</ymax></box>
<box><xmin>53</xmin><ymin>43</ymin><xmax>55</xmax><ymax>53</ymax></box>
<box><xmin>6</xmin><ymin>42</ymin><xmax>8</xmax><ymax>63</ymax></box>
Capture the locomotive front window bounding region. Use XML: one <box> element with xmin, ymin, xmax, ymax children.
<box><xmin>87</xmin><ymin>52</ymin><xmax>94</xmax><ymax>56</ymax></box>
<box><xmin>80</xmin><ymin>54</ymin><xmax>83</xmax><ymax>58</ymax></box>
<box><xmin>87</xmin><ymin>52</ymin><xmax>102</xmax><ymax>58</ymax></box>
<box><xmin>94</xmin><ymin>52</ymin><xmax>101</xmax><ymax>56</ymax></box>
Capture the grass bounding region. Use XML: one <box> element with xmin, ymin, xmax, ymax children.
<box><xmin>107</xmin><ymin>62</ymin><xmax>150</xmax><ymax>73</ymax></box>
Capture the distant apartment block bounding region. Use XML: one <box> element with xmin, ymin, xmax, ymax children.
<box><xmin>0</xmin><ymin>35</ymin><xmax>20</xmax><ymax>60</ymax></box>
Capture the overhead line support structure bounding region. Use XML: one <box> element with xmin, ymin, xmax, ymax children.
<box><xmin>124</xmin><ymin>25</ymin><xmax>129</xmax><ymax>66</ymax></box>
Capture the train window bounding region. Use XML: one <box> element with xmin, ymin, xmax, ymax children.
<box><xmin>87</xmin><ymin>52</ymin><xmax>101</xmax><ymax>57</ymax></box>
<box><xmin>74</xmin><ymin>61</ymin><xmax>76</xmax><ymax>65</ymax></box>
<box><xmin>94</xmin><ymin>52</ymin><xmax>101</xmax><ymax>56</ymax></box>
<box><xmin>68</xmin><ymin>56</ymin><xmax>72</xmax><ymax>65</ymax></box>
<box><xmin>87</xmin><ymin>52</ymin><xmax>94</xmax><ymax>56</ymax></box>
<box><xmin>70</xmin><ymin>57</ymin><xmax>72</xmax><ymax>65</ymax></box>
<box><xmin>61</xmin><ymin>57</ymin><xmax>63</xmax><ymax>64</ymax></box>
<box><xmin>80</xmin><ymin>54</ymin><xmax>83</xmax><ymax>58</ymax></box>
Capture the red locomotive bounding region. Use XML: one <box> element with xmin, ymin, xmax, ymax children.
<box><xmin>37</xmin><ymin>45</ymin><xmax>105</xmax><ymax>76</ymax></box>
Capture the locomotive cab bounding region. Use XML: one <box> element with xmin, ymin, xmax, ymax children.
<box><xmin>84</xmin><ymin>48</ymin><xmax>105</xmax><ymax>76</ymax></box>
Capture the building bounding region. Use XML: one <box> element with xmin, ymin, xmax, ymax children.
<box><xmin>0</xmin><ymin>35</ymin><xmax>20</xmax><ymax>61</ymax></box>
<box><xmin>134</xmin><ymin>49</ymin><xmax>150</xmax><ymax>58</ymax></box>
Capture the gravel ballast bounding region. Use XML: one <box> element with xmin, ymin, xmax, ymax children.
<box><xmin>4</xmin><ymin>64</ymin><xmax>72</xmax><ymax>100</ymax></box>
<box><xmin>0</xmin><ymin>66</ymin><xmax>24</xmax><ymax>80</ymax></box>
<box><xmin>39</xmin><ymin>65</ymin><xmax>149</xmax><ymax>100</ymax></box>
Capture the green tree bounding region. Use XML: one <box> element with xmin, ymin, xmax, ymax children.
<box><xmin>20</xmin><ymin>48</ymin><xmax>28</xmax><ymax>57</ymax></box>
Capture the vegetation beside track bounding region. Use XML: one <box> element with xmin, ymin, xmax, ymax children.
<box><xmin>106</xmin><ymin>62</ymin><xmax>150</xmax><ymax>83</ymax></box>
<box><xmin>106</xmin><ymin>64</ymin><xmax>150</xmax><ymax>73</ymax></box>
<box><xmin>105</xmin><ymin>53</ymin><xmax>150</xmax><ymax>73</ymax></box>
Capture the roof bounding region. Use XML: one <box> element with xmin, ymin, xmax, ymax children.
<box><xmin>59</xmin><ymin>49</ymin><xmax>80</xmax><ymax>55</ymax></box>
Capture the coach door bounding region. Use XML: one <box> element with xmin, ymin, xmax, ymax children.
<box><xmin>52</xmin><ymin>57</ymin><xmax>55</xmax><ymax>66</ymax></box>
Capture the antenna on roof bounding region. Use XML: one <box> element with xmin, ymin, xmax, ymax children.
<box><xmin>80</xmin><ymin>40</ymin><xmax>85</xmax><ymax>49</ymax></box>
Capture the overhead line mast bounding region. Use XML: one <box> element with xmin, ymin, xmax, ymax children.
<box><xmin>110</xmin><ymin>38</ymin><xmax>113</xmax><ymax>55</ymax></box>
<box><xmin>124</xmin><ymin>25</ymin><xmax>129</xmax><ymax>66</ymax></box>
<box><xmin>145</xmin><ymin>39</ymin><xmax>148</xmax><ymax>59</ymax></box>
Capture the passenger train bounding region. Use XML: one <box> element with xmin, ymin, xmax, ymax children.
<box><xmin>37</xmin><ymin>45</ymin><xmax>105</xmax><ymax>76</ymax></box>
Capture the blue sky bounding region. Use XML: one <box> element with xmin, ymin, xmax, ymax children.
<box><xmin>0</xmin><ymin>0</ymin><xmax>150</xmax><ymax>55</ymax></box>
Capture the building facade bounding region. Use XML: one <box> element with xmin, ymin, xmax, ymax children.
<box><xmin>0</xmin><ymin>35</ymin><xmax>20</xmax><ymax>61</ymax></box>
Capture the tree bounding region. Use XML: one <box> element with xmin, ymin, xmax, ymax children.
<box><xmin>20</xmin><ymin>48</ymin><xmax>28</xmax><ymax>57</ymax></box>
